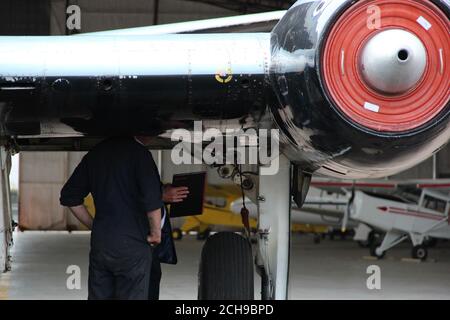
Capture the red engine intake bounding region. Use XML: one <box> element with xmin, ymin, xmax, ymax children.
<box><xmin>322</xmin><ymin>0</ymin><xmax>450</xmax><ymax>132</ymax></box>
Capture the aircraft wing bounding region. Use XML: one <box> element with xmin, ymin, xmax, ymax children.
<box><xmin>79</xmin><ymin>10</ymin><xmax>286</xmax><ymax>36</ymax></box>
<box><xmin>296</xmin><ymin>206</ymin><xmax>344</xmax><ymax>220</ymax></box>
<box><xmin>311</xmin><ymin>179</ymin><xmax>399</xmax><ymax>194</ymax></box>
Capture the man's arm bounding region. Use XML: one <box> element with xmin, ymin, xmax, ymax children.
<box><xmin>135</xmin><ymin>148</ymin><xmax>164</xmax><ymax>245</ymax></box>
<box><xmin>147</xmin><ymin>208</ymin><xmax>162</xmax><ymax>246</ymax></box>
<box><xmin>60</xmin><ymin>156</ymin><xmax>91</xmax><ymax>228</ymax></box>
<box><xmin>68</xmin><ymin>205</ymin><xmax>93</xmax><ymax>230</ymax></box>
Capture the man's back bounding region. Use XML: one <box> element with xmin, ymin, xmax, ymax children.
<box><xmin>60</xmin><ymin>136</ymin><xmax>163</xmax><ymax>253</ymax></box>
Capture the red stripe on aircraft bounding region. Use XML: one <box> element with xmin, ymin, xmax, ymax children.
<box><xmin>417</xmin><ymin>183</ymin><xmax>450</xmax><ymax>189</ymax></box>
<box><xmin>377</xmin><ymin>206</ymin><xmax>444</xmax><ymax>221</ymax></box>
<box><xmin>311</xmin><ymin>182</ymin><xmax>396</xmax><ymax>188</ymax></box>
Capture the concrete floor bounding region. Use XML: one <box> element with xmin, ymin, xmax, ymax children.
<box><xmin>1</xmin><ymin>231</ymin><xmax>450</xmax><ymax>299</ymax></box>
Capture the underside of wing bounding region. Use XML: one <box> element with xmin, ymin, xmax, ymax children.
<box><xmin>311</xmin><ymin>179</ymin><xmax>399</xmax><ymax>195</ymax></box>
<box><xmin>296</xmin><ymin>207</ymin><xmax>344</xmax><ymax>220</ymax></box>
<box><xmin>79</xmin><ymin>10</ymin><xmax>285</xmax><ymax>36</ymax></box>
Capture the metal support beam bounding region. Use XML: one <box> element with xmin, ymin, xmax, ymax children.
<box><xmin>0</xmin><ymin>146</ymin><xmax>12</xmax><ymax>272</ymax></box>
<box><xmin>153</xmin><ymin>0</ymin><xmax>160</xmax><ymax>25</ymax></box>
<box><xmin>256</xmin><ymin>154</ymin><xmax>291</xmax><ymax>299</ymax></box>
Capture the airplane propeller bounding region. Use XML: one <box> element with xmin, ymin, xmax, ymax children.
<box><xmin>341</xmin><ymin>183</ymin><xmax>355</xmax><ymax>233</ymax></box>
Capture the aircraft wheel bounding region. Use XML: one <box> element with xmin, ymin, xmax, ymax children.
<box><xmin>172</xmin><ymin>228</ymin><xmax>183</xmax><ymax>241</ymax></box>
<box><xmin>198</xmin><ymin>232</ymin><xmax>254</xmax><ymax>300</ymax></box>
<box><xmin>412</xmin><ymin>245</ymin><xmax>428</xmax><ymax>261</ymax></box>
<box><xmin>369</xmin><ymin>243</ymin><xmax>385</xmax><ymax>259</ymax></box>
<box><xmin>357</xmin><ymin>230</ymin><xmax>377</xmax><ymax>248</ymax></box>
<box><xmin>424</xmin><ymin>237</ymin><xmax>437</xmax><ymax>248</ymax></box>
<box><xmin>313</xmin><ymin>234</ymin><xmax>321</xmax><ymax>244</ymax></box>
<box><xmin>197</xmin><ymin>229</ymin><xmax>211</xmax><ymax>241</ymax></box>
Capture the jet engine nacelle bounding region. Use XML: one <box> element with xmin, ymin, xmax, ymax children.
<box><xmin>269</xmin><ymin>0</ymin><xmax>450</xmax><ymax>178</ymax></box>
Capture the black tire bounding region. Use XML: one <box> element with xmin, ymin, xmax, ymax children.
<box><xmin>424</xmin><ymin>237</ymin><xmax>438</xmax><ymax>248</ymax></box>
<box><xmin>172</xmin><ymin>228</ymin><xmax>183</xmax><ymax>241</ymax></box>
<box><xmin>357</xmin><ymin>230</ymin><xmax>376</xmax><ymax>248</ymax></box>
<box><xmin>197</xmin><ymin>229</ymin><xmax>211</xmax><ymax>241</ymax></box>
<box><xmin>313</xmin><ymin>234</ymin><xmax>321</xmax><ymax>244</ymax></box>
<box><xmin>198</xmin><ymin>232</ymin><xmax>254</xmax><ymax>300</ymax></box>
<box><xmin>369</xmin><ymin>243</ymin><xmax>385</xmax><ymax>259</ymax></box>
<box><xmin>412</xmin><ymin>245</ymin><xmax>428</xmax><ymax>261</ymax></box>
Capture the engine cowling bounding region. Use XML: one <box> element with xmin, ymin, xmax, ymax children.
<box><xmin>269</xmin><ymin>0</ymin><xmax>450</xmax><ymax>178</ymax></box>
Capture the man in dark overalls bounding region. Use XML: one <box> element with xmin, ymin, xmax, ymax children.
<box><xmin>60</xmin><ymin>136</ymin><xmax>163</xmax><ymax>300</ymax></box>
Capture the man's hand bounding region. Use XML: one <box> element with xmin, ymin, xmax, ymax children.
<box><xmin>163</xmin><ymin>184</ymin><xmax>189</xmax><ymax>203</ymax></box>
<box><xmin>147</xmin><ymin>231</ymin><xmax>161</xmax><ymax>247</ymax></box>
<box><xmin>147</xmin><ymin>208</ymin><xmax>162</xmax><ymax>247</ymax></box>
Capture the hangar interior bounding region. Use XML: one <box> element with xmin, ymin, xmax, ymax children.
<box><xmin>0</xmin><ymin>0</ymin><xmax>449</xmax><ymax>300</ymax></box>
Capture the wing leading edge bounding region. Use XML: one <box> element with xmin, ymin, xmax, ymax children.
<box><xmin>79</xmin><ymin>10</ymin><xmax>285</xmax><ymax>36</ymax></box>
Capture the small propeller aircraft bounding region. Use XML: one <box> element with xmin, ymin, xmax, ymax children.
<box><xmin>0</xmin><ymin>0</ymin><xmax>449</xmax><ymax>300</ymax></box>
<box><xmin>312</xmin><ymin>178</ymin><xmax>450</xmax><ymax>260</ymax></box>
<box><xmin>350</xmin><ymin>183</ymin><xmax>450</xmax><ymax>261</ymax></box>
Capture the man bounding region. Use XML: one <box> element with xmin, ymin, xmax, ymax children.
<box><xmin>148</xmin><ymin>184</ymin><xmax>189</xmax><ymax>300</ymax></box>
<box><xmin>60</xmin><ymin>136</ymin><xmax>163</xmax><ymax>300</ymax></box>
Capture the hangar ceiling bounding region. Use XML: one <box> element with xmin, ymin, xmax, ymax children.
<box><xmin>0</xmin><ymin>1</ymin><xmax>50</xmax><ymax>35</ymax></box>
<box><xmin>191</xmin><ymin>0</ymin><xmax>293</xmax><ymax>12</ymax></box>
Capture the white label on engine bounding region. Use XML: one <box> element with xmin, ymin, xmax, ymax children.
<box><xmin>417</xmin><ymin>16</ymin><xmax>432</xmax><ymax>31</ymax></box>
<box><xmin>364</xmin><ymin>102</ymin><xmax>380</xmax><ymax>113</ymax></box>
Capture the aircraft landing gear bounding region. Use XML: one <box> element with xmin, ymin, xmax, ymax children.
<box><xmin>412</xmin><ymin>245</ymin><xmax>428</xmax><ymax>261</ymax></box>
<box><xmin>313</xmin><ymin>234</ymin><xmax>321</xmax><ymax>244</ymax></box>
<box><xmin>369</xmin><ymin>243</ymin><xmax>386</xmax><ymax>259</ymax></box>
<box><xmin>197</xmin><ymin>155</ymin><xmax>298</xmax><ymax>300</ymax></box>
<box><xmin>171</xmin><ymin>228</ymin><xmax>183</xmax><ymax>241</ymax></box>
<box><xmin>196</xmin><ymin>228</ymin><xmax>211</xmax><ymax>241</ymax></box>
<box><xmin>358</xmin><ymin>230</ymin><xmax>380</xmax><ymax>248</ymax></box>
<box><xmin>369</xmin><ymin>230</ymin><xmax>408</xmax><ymax>260</ymax></box>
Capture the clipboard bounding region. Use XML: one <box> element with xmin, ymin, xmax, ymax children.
<box><xmin>169</xmin><ymin>172</ymin><xmax>207</xmax><ymax>218</ymax></box>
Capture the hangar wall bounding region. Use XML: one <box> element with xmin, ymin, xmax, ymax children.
<box><xmin>50</xmin><ymin>0</ymin><xmax>234</xmax><ymax>34</ymax></box>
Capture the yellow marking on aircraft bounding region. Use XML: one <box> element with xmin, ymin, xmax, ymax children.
<box><xmin>215</xmin><ymin>68</ymin><xmax>233</xmax><ymax>83</ymax></box>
